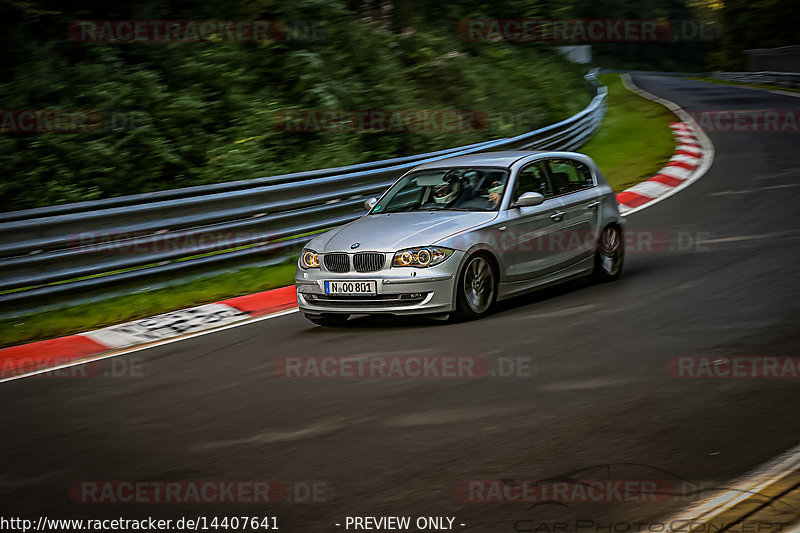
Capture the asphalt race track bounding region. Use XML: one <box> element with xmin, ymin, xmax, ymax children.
<box><xmin>1</xmin><ymin>76</ymin><xmax>799</xmax><ymax>531</ymax></box>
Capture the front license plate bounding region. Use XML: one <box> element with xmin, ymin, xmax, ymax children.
<box><xmin>324</xmin><ymin>280</ymin><xmax>377</xmax><ymax>296</ymax></box>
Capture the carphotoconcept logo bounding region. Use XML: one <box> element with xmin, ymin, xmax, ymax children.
<box><xmin>507</xmin><ymin>464</ymin><xmax>793</xmax><ymax>532</ymax></box>
<box><xmin>514</xmin><ymin>519</ymin><xmax>793</xmax><ymax>533</ymax></box>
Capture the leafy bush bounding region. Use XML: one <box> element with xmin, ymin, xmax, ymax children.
<box><xmin>0</xmin><ymin>0</ymin><xmax>590</xmax><ymax>211</ymax></box>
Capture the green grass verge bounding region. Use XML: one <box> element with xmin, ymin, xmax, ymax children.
<box><xmin>0</xmin><ymin>262</ymin><xmax>297</xmax><ymax>349</ymax></box>
<box><xmin>580</xmin><ymin>74</ymin><xmax>676</xmax><ymax>192</ymax></box>
<box><xmin>688</xmin><ymin>77</ymin><xmax>800</xmax><ymax>95</ymax></box>
<box><xmin>0</xmin><ymin>73</ymin><xmax>678</xmax><ymax>348</ymax></box>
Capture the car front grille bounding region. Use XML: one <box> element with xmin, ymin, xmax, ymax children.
<box><xmin>305</xmin><ymin>293</ymin><xmax>429</xmax><ymax>308</ymax></box>
<box><xmin>353</xmin><ymin>252</ymin><xmax>385</xmax><ymax>273</ymax></box>
<box><xmin>323</xmin><ymin>252</ymin><xmax>386</xmax><ymax>273</ymax></box>
<box><xmin>323</xmin><ymin>253</ymin><xmax>350</xmax><ymax>273</ymax></box>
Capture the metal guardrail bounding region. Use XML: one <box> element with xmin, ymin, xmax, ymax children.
<box><xmin>0</xmin><ymin>70</ymin><xmax>607</xmax><ymax>311</ymax></box>
<box><xmin>709</xmin><ymin>71</ymin><xmax>800</xmax><ymax>89</ymax></box>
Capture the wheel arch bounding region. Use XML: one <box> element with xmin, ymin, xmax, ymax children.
<box><xmin>451</xmin><ymin>246</ymin><xmax>501</xmax><ymax>305</ymax></box>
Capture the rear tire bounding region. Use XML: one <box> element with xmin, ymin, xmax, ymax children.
<box><xmin>592</xmin><ymin>225</ymin><xmax>624</xmax><ymax>282</ymax></box>
<box><xmin>453</xmin><ymin>254</ymin><xmax>497</xmax><ymax>321</ymax></box>
<box><xmin>305</xmin><ymin>313</ymin><xmax>350</xmax><ymax>327</ymax></box>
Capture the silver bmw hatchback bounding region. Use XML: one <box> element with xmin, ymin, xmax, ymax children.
<box><xmin>295</xmin><ymin>151</ymin><xmax>624</xmax><ymax>326</ymax></box>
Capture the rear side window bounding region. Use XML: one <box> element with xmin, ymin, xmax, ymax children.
<box><xmin>545</xmin><ymin>159</ymin><xmax>594</xmax><ymax>195</ymax></box>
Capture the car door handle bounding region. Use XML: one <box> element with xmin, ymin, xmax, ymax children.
<box><xmin>587</xmin><ymin>201</ymin><xmax>600</xmax><ymax>209</ymax></box>
<box><xmin>550</xmin><ymin>211</ymin><xmax>564</xmax><ymax>222</ymax></box>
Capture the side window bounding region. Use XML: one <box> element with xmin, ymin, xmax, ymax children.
<box><xmin>545</xmin><ymin>159</ymin><xmax>594</xmax><ymax>195</ymax></box>
<box><xmin>512</xmin><ymin>162</ymin><xmax>553</xmax><ymax>201</ymax></box>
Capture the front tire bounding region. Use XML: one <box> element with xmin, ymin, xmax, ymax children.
<box><xmin>453</xmin><ymin>254</ymin><xmax>497</xmax><ymax>321</ymax></box>
<box><xmin>304</xmin><ymin>313</ymin><xmax>350</xmax><ymax>327</ymax></box>
<box><xmin>592</xmin><ymin>225</ymin><xmax>624</xmax><ymax>282</ymax></box>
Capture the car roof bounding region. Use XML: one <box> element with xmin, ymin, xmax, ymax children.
<box><xmin>412</xmin><ymin>150</ymin><xmax>547</xmax><ymax>170</ymax></box>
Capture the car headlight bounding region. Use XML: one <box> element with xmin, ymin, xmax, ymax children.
<box><xmin>299</xmin><ymin>249</ymin><xmax>320</xmax><ymax>269</ymax></box>
<box><xmin>392</xmin><ymin>247</ymin><xmax>453</xmax><ymax>268</ymax></box>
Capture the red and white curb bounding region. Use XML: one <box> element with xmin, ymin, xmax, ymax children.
<box><xmin>615</xmin><ymin>122</ymin><xmax>704</xmax><ymax>212</ymax></box>
<box><xmin>0</xmin><ymin>286</ymin><xmax>298</xmax><ymax>382</ymax></box>
<box><xmin>615</xmin><ymin>73</ymin><xmax>715</xmax><ymax>215</ymax></box>
<box><xmin>0</xmin><ymin>73</ymin><xmax>715</xmax><ymax>383</ymax></box>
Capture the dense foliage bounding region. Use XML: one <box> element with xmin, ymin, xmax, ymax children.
<box><xmin>702</xmin><ymin>0</ymin><xmax>800</xmax><ymax>70</ymax></box>
<box><xmin>0</xmin><ymin>0</ymin><xmax>592</xmax><ymax>211</ymax></box>
<box><xmin>2</xmin><ymin>0</ymin><xmax>794</xmax><ymax>211</ymax></box>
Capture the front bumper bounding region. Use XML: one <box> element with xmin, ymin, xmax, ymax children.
<box><xmin>295</xmin><ymin>251</ymin><xmax>465</xmax><ymax>315</ymax></box>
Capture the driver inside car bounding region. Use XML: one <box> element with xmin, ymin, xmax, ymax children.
<box><xmin>432</xmin><ymin>179</ymin><xmax>462</xmax><ymax>205</ymax></box>
<box><xmin>431</xmin><ymin>173</ymin><xmax>474</xmax><ymax>208</ymax></box>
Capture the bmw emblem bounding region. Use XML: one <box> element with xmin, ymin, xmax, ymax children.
<box><xmin>350</xmin><ymin>242</ymin><xmax>360</xmax><ymax>249</ymax></box>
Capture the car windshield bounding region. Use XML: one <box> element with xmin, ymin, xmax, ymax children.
<box><xmin>370</xmin><ymin>167</ymin><xmax>510</xmax><ymax>214</ymax></box>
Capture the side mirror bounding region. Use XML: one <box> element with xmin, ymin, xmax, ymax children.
<box><xmin>514</xmin><ymin>192</ymin><xmax>545</xmax><ymax>207</ymax></box>
<box><xmin>364</xmin><ymin>197</ymin><xmax>378</xmax><ymax>211</ymax></box>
